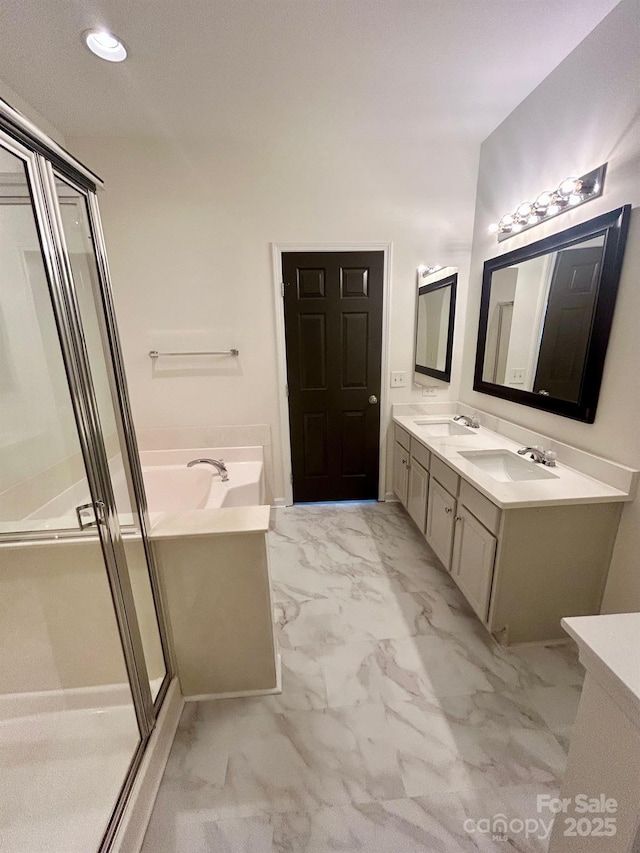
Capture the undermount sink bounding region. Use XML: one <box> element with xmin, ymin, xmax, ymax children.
<box><xmin>413</xmin><ymin>420</ymin><xmax>475</xmax><ymax>437</ymax></box>
<box><xmin>458</xmin><ymin>449</ymin><xmax>559</xmax><ymax>482</ymax></box>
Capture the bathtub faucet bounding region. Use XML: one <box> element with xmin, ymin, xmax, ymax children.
<box><xmin>187</xmin><ymin>458</ymin><xmax>229</xmax><ymax>482</ymax></box>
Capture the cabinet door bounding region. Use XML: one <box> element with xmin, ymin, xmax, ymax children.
<box><xmin>451</xmin><ymin>506</ymin><xmax>497</xmax><ymax>622</ymax></box>
<box><xmin>407</xmin><ymin>458</ymin><xmax>429</xmax><ymax>533</ymax></box>
<box><xmin>392</xmin><ymin>441</ymin><xmax>409</xmax><ymax>506</ymax></box>
<box><xmin>425</xmin><ymin>478</ymin><xmax>456</xmax><ymax>569</ymax></box>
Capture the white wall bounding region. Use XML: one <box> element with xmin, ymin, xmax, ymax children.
<box><xmin>460</xmin><ymin>0</ymin><xmax>640</xmax><ymax>612</ymax></box>
<box><xmin>67</xmin><ymin>129</ymin><xmax>479</xmax><ymax>500</ymax></box>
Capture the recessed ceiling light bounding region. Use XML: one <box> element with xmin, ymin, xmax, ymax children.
<box><xmin>83</xmin><ymin>29</ymin><xmax>127</xmax><ymax>62</ymax></box>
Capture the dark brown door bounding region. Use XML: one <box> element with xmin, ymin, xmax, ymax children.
<box><xmin>282</xmin><ymin>251</ymin><xmax>384</xmax><ymax>502</ymax></box>
<box><xmin>534</xmin><ymin>246</ymin><xmax>603</xmax><ymax>402</ymax></box>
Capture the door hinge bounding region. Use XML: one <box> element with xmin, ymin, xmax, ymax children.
<box><xmin>281</xmin><ymin>282</ymin><xmax>286</xmax><ymax>297</ymax></box>
<box><xmin>285</xmin><ymin>383</ymin><xmax>289</xmax><ymax>397</ymax></box>
<box><xmin>290</xmin><ymin>472</ymin><xmax>293</xmax><ymax>484</ymax></box>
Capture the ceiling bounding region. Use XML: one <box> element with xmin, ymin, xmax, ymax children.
<box><xmin>0</xmin><ymin>0</ymin><xmax>622</xmax><ymax>142</ymax></box>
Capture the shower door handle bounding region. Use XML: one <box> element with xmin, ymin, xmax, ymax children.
<box><xmin>75</xmin><ymin>500</ymin><xmax>105</xmax><ymax>530</ymax></box>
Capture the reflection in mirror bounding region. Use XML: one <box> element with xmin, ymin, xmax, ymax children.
<box><xmin>474</xmin><ymin>206</ymin><xmax>631</xmax><ymax>423</ymax></box>
<box><xmin>482</xmin><ymin>234</ymin><xmax>605</xmax><ymax>402</ymax></box>
<box><xmin>414</xmin><ymin>271</ymin><xmax>457</xmax><ymax>382</ymax></box>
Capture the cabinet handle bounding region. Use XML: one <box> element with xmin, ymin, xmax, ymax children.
<box><xmin>455</xmin><ymin>516</ymin><xmax>463</xmax><ymax>522</ymax></box>
<box><xmin>445</xmin><ymin>506</ymin><xmax>453</xmax><ymax>514</ymax></box>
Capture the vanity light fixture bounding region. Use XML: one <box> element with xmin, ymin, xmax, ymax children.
<box><xmin>488</xmin><ymin>164</ymin><xmax>606</xmax><ymax>242</ymax></box>
<box><xmin>83</xmin><ymin>29</ymin><xmax>128</xmax><ymax>62</ymax></box>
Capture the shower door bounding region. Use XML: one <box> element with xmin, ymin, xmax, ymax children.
<box><xmin>49</xmin><ymin>169</ymin><xmax>169</xmax><ymax>706</ymax></box>
<box><xmin>0</xmin><ymin>110</ymin><xmax>170</xmax><ymax>852</ymax></box>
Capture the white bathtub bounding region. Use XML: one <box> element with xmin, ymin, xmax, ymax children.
<box><xmin>140</xmin><ymin>447</ymin><xmax>265</xmax><ymax>513</ymax></box>
<box><xmin>6</xmin><ymin>446</ymin><xmax>265</xmax><ymax>535</ymax></box>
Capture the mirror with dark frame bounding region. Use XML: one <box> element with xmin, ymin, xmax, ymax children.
<box><xmin>474</xmin><ymin>205</ymin><xmax>631</xmax><ymax>423</ymax></box>
<box><xmin>414</xmin><ymin>271</ymin><xmax>457</xmax><ymax>383</ymax></box>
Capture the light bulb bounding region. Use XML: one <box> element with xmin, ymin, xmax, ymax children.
<box><xmin>534</xmin><ymin>191</ymin><xmax>552</xmax><ymax>213</ymax></box>
<box><xmin>93</xmin><ymin>31</ymin><xmax>119</xmax><ymax>49</ymax></box>
<box><xmin>517</xmin><ymin>202</ymin><xmax>533</xmax><ymax>220</ymax></box>
<box><xmin>83</xmin><ymin>29</ymin><xmax>127</xmax><ymax>62</ymax></box>
<box><xmin>558</xmin><ymin>177</ymin><xmax>581</xmax><ymax>198</ymax></box>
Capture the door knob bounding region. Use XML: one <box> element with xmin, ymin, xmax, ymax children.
<box><xmin>368</xmin><ymin>395</ymin><xmax>378</xmax><ymax>404</ymax></box>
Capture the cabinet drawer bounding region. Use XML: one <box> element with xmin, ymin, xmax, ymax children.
<box><xmin>430</xmin><ymin>456</ymin><xmax>459</xmax><ymax>497</ymax></box>
<box><xmin>395</xmin><ymin>423</ymin><xmax>411</xmax><ymax>451</ymax></box>
<box><xmin>410</xmin><ymin>439</ymin><xmax>430</xmax><ymax>471</ymax></box>
<box><xmin>459</xmin><ymin>480</ymin><xmax>501</xmax><ymax>535</ymax></box>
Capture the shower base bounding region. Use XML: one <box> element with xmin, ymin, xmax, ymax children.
<box><xmin>0</xmin><ymin>700</ymin><xmax>139</xmax><ymax>853</ymax></box>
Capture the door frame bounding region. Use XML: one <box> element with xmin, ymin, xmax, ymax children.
<box><xmin>271</xmin><ymin>242</ymin><xmax>393</xmax><ymax>506</ymax></box>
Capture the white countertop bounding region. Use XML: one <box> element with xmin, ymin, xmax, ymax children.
<box><xmin>562</xmin><ymin>613</ymin><xmax>640</xmax><ymax>729</ymax></box>
<box><xmin>393</xmin><ymin>413</ymin><xmax>633</xmax><ymax>509</ymax></box>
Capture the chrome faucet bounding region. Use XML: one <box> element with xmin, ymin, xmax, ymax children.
<box><xmin>187</xmin><ymin>457</ymin><xmax>229</xmax><ymax>481</ymax></box>
<box><xmin>517</xmin><ymin>446</ymin><xmax>557</xmax><ymax>467</ymax></box>
<box><xmin>453</xmin><ymin>414</ymin><xmax>480</xmax><ymax>429</ymax></box>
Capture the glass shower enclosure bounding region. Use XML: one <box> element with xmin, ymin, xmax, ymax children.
<box><xmin>0</xmin><ymin>100</ymin><xmax>172</xmax><ymax>851</ymax></box>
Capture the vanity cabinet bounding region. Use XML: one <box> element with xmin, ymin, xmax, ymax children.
<box><xmin>393</xmin><ymin>425</ymin><xmax>430</xmax><ymax>523</ymax></box>
<box><xmin>394</xmin><ymin>419</ymin><xmax>624</xmax><ymax>645</ymax></box>
<box><xmin>407</xmin><ymin>458</ymin><xmax>429</xmax><ymax>533</ymax></box>
<box><xmin>425</xmin><ymin>478</ymin><xmax>456</xmax><ymax>567</ymax></box>
<box><xmin>425</xmin><ymin>461</ymin><xmax>498</xmax><ymax>623</ymax></box>
<box><xmin>451</xmin><ymin>505</ymin><xmax>497</xmax><ymax>621</ymax></box>
<box><xmin>392</xmin><ymin>440</ymin><xmax>410</xmax><ymax>506</ymax></box>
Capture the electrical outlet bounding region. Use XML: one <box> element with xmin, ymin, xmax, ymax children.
<box><xmin>422</xmin><ymin>386</ymin><xmax>437</xmax><ymax>397</ymax></box>
<box><xmin>509</xmin><ymin>368</ymin><xmax>526</xmax><ymax>384</ymax></box>
<box><xmin>390</xmin><ymin>371</ymin><xmax>406</xmax><ymax>388</ymax></box>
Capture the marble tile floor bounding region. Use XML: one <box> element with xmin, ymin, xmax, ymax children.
<box><xmin>142</xmin><ymin>502</ymin><xmax>584</xmax><ymax>852</ymax></box>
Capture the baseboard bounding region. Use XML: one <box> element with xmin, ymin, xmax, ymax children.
<box><xmin>184</xmin><ymin>653</ymin><xmax>282</xmax><ymax>703</ymax></box>
<box><xmin>271</xmin><ymin>497</ymin><xmax>288</xmax><ymax>507</ymax></box>
<box><xmin>385</xmin><ymin>492</ymin><xmax>399</xmax><ymax>502</ymax></box>
<box><xmin>111</xmin><ymin>677</ymin><xmax>184</xmax><ymax>853</ymax></box>
<box><xmin>504</xmin><ymin>637</ymin><xmax>574</xmax><ymax>649</ymax></box>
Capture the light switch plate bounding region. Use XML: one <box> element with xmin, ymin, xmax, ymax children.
<box><xmin>390</xmin><ymin>371</ymin><xmax>406</xmax><ymax>388</ymax></box>
<box><xmin>422</xmin><ymin>386</ymin><xmax>437</xmax><ymax>396</ymax></box>
<box><xmin>509</xmin><ymin>368</ymin><xmax>526</xmax><ymax>384</ymax></box>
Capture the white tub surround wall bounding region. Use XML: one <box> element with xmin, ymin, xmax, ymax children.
<box><xmin>390</xmin><ymin>404</ymin><xmax>636</xmax><ymax>645</ymax></box>
<box><xmin>549</xmin><ymin>614</ymin><xmax>640</xmax><ymax>852</ymax></box>
<box><xmin>460</xmin><ymin>0</ymin><xmax>640</xmax><ymax>612</ymax></box>
<box><xmin>151</xmin><ymin>505</ymin><xmax>278</xmax><ymax>699</ymax></box>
